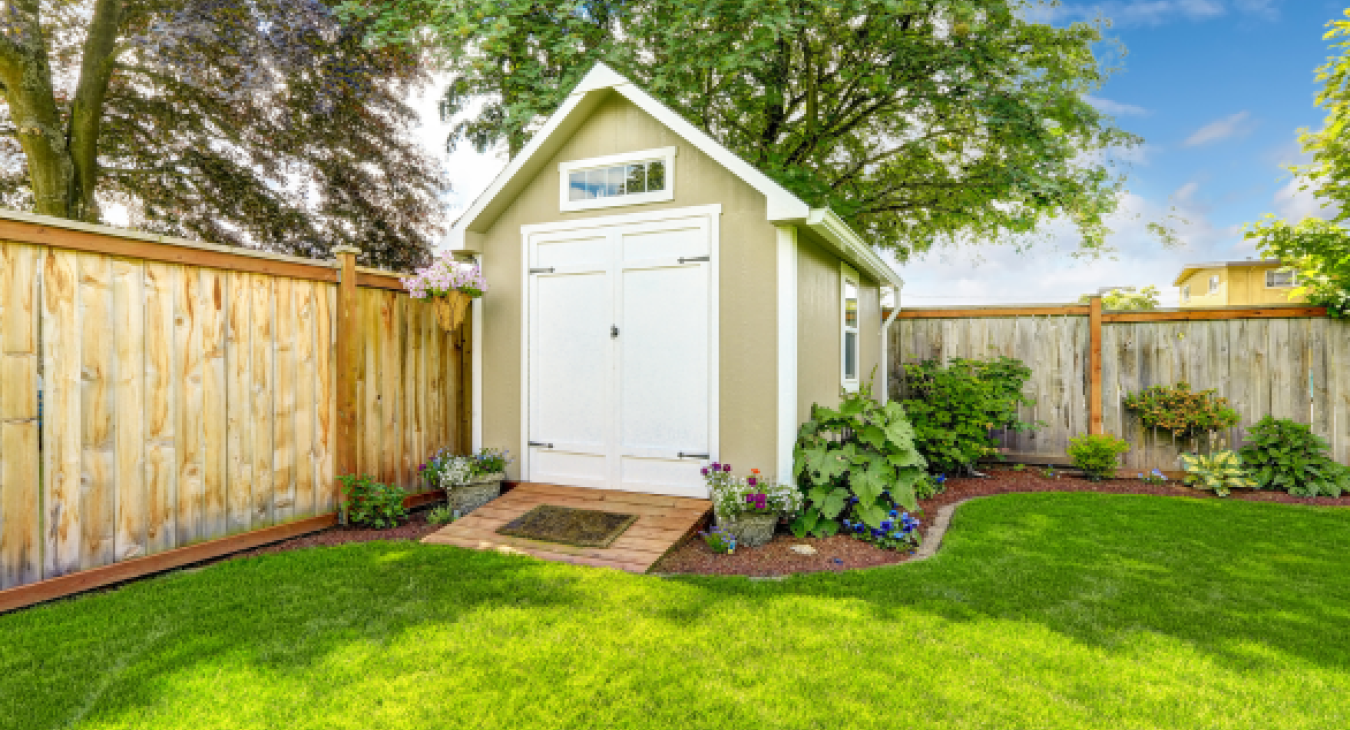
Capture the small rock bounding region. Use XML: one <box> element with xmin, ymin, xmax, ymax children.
<box><xmin>789</xmin><ymin>544</ymin><xmax>818</xmax><ymax>556</ymax></box>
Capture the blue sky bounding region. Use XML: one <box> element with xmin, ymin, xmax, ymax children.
<box><xmin>414</xmin><ymin>0</ymin><xmax>1347</xmax><ymax>305</ymax></box>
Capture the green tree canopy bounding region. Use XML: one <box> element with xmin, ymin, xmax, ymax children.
<box><xmin>347</xmin><ymin>0</ymin><xmax>1139</xmax><ymax>260</ymax></box>
<box><xmin>1244</xmin><ymin>11</ymin><xmax>1350</xmax><ymax>317</ymax></box>
<box><xmin>0</xmin><ymin>1</ymin><xmax>446</xmax><ymax>270</ymax></box>
<box><xmin>1078</xmin><ymin>285</ymin><xmax>1161</xmax><ymax>310</ymax></box>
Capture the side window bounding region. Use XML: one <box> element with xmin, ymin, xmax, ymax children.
<box><xmin>1266</xmin><ymin>269</ymin><xmax>1297</xmax><ymax>288</ymax></box>
<box><xmin>1208</xmin><ymin>275</ymin><xmax>1220</xmax><ymax>294</ymax></box>
<box><xmin>842</xmin><ymin>269</ymin><xmax>860</xmax><ymax>391</ymax></box>
<box><xmin>1181</xmin><ymin>285</ymin><xmax>1191</xmax><ymax>303</ymax></box>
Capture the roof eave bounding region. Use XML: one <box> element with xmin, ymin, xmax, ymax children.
<box><xmin>803</xmin><ymin>208</ymin><xmax>904</xmax><ymax>289</ymax></box>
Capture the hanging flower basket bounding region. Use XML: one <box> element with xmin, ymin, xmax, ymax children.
<box><xmin>402</xmin><ymin>254</ymin><xmax>488</xmax><ymax>332</ymax></box>
<box><xmin>435</xmin><ymin>290</ymin><xmax>472</xmax><ymax>331</ymax></box>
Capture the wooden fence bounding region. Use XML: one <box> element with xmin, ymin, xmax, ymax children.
<box><xmin>890</xmin><ymin>302</ymin><xmax>1350</xmax><ymax>472</ymax></box>
<box><xmin>0</xmin><ymin>212</ymin><xmax>467</xmax><ymax>610</ymax></box>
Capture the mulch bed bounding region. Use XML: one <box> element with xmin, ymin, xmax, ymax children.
<box><xmin>651</xmin><ymin>465</ymin><xmax>1350</xmax><ymax>578</ymax></box>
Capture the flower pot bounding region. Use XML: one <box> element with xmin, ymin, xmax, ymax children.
<box><xmin>719</xmin><ymin>512</ymin><xmax>778</xmax><ymax>548</ymax></box>
<box><xmin>445</xmin><ymin>473</ymin><xmax>504</xmax><ymax>515</ymax></box>
<box><xmin>435</xmin><ymin>290</ymin><xmax>472</xmax><ymax>332</ymax></box>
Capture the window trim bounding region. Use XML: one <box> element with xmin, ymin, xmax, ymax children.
<box><xmin>1265</xmin><ymin>269</ymin><xmax>1298</xmax><ymax>288</ymax></box>
<box><xmin>558</xmin><ymin>147</ymin><xmax>677</xmax><ymax>212</ymax></box>
<box><xmin>1181</xmin><ymin>284</ymin><xmax>1190</xmax><ymax>303</ymax></box>
<box><xmin>841</xmin><ymin>263</ymin><xmax>861</xmax><ymax>393</ymax></box>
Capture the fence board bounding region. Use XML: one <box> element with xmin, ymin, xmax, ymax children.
<box><xmin>294</xmin><ymin>281</ymin><xmax>316</xmax><ymax>518</ymax></box>
<box><xmin>176</xmin><ymin>265</ymin><xmax>205</xmax><ymax>545</ymax></box>
<box><xmin>0</xmin><ymin>243</ymin><xmax>40</xmax><ymax>588</ymax></box>
<box><xmin>273</xmin><ymin>278</ymin><xmax>297</xmax><ymax>523</ymax></box>
<box><xmin>315</xmin><ymin>284</ymin><xmax>336</xmax><ymax>513</ymax></box>
<box><xmin>78</xmin><ymin>254</ymin><xmax>115</xmax><ymax>569</ymax></box>
<box><xmin>202</xmin><ymin>270</ymin><xmax>228</xmax><ymax>537</ymax></box>
<box><xmin>225</xmin><ymin>271</ymin><xmax>253</xmax><ymax>533</ymax></box>
<box><xmin>43</xmin><ymin>250</ymin><xmax>82</xmax><ymax>576</ymax></box>
<box><xmin>250</xmin><ymin>274</ymin><xmax>274</xmax><ymax>527</ymax></box>
<box><xmin>143</xmin><ymin>262</ymin><xmax>177</xmax><ymax>554</ymax></box>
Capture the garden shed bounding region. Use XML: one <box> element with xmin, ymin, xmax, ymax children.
<box><xmin>447</xmin><ymin>62</ymin><xmax>904</xmax><ymax>498</ymax></box>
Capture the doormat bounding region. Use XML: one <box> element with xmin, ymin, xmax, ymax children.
<box><xmin>496</xmin><ymin>505</ymin><xmax>639</xmax><ymax>548</ymax></box>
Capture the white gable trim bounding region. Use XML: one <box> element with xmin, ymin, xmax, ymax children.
<box><xmin>446</xmin><ymin>62</ymin><xmax>902</xmax><ymax>288</ymax></box>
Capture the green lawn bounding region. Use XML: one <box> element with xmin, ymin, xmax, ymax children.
<box><xmin>3</xmin><ymin>493</ymin><xmax>1350</xmax><ymax>729</ymax></box>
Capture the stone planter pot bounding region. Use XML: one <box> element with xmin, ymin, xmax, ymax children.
<box><xmin>445</xmin><ymin>473</ymin><xmax>504</xmax><ymax>516</ymax></box>
<box><xmin>719</xmin><ymin>512</ymin><xmax>779</xmax><ymax>548</ymax></box>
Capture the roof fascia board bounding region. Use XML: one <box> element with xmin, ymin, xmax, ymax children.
<box><xmin>804</xmin><ymin>208</ymin><xmax>904</xmax><ymax>289</ymax></box>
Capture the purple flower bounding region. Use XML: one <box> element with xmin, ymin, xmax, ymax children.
<box><xmin>701</xmin><ymin>467</ymin><xmax>709</xmax><ymax>476</ymax></box>
<box><xmin>747</xmin><ymin>477</ymin><xmax>757</xmax><ymax>486</ymax></box>
<box><xmin>711</xmin><ymin>462</ymin><xmax>721</xmax><ymax>470</ymax></box>
<box><xmin>723</xmin><ymin>464</ymin><xmax>732</xmax><ymax>472</ymax></box>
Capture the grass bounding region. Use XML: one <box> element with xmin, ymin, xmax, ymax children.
<box><xmin>3</xmin><ymin>492</ymin><xmax>1350</xmax><ymax>729</ymax></box>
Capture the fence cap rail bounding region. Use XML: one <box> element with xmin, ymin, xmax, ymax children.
<box><xmin>0</xmin><ymin>207</ymin><xmax>342</xmax><ymax>271</ymax></box>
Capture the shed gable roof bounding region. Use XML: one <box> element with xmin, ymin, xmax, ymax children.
<box><xmin>446</xmin><ymin>63</ymin><xmax>902</xmax><ymax>288</ymax></box>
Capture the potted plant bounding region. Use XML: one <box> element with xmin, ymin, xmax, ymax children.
<box><xmin>421</xmin><ymin>447</ymin><xmax>513</xmax><ymax>516</ymax></box>
<box><xmin>704</xmin><ymin>464</ymin><xmax>802</xmax><ymax>548</ymax></box>
<box><xmin>401</xmin><ymin>253</ymin><xmax>488</xmax><ymax>332</ymax></box>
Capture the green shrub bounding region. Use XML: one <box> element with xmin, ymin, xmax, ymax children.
<box><xmin>1066</xmin><ymin>433</ymin><xmax>1130</xmax><ymax>482</ymax></box>
<box><xmin>339</xmin><ymin>474</ymin><xmax>409</xmax><ymax>528</ymax></box>
<box><xmin>901</xmin><ymin>356</ymin><xmax>1040</xmax><ymax>474</ymax></box>
<box><xmin>1122</xmin><ymin>383</ymin><xmax>1239</xmax><ymax>439</ymax></box>
<box><xmin>1178</xmin><ymin>451</ymin><xmax>1255</xmax><ymax>497</ymax></box>
<box><xmin>914</xmin><ymin>473</ymin><xmax>947</xmax><ymax>500</ymax></box>
<box><xmin>1239</xmin><ymin>417</ymin><xmax>1349</xmax><ymax>498</ymax></box>
<box><xmin>791</xmin><ymin>384</ymin><xmax>927</xmax><ymax>546</ymax></box>
<box><xmin>426</xmin><ymin>505</ymin><xmax>456</xmax><ymax>526</ymax></box>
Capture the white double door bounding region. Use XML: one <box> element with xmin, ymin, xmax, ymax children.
<box><xmin>526</xmin><ymin>210</ymin><xmax>715</xmax><ymax>498</ymax></box>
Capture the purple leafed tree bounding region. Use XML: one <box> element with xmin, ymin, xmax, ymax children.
<box><xmin>0</xmin><ymin>0</ymin><xmax>445</xmax><ymax>270</ymax></box>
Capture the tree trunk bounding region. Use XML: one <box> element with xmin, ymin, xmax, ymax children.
<box><xmin>1</xmin><ymin>38</ymin><xmax>74</xmax><ymax>218</ymax></box>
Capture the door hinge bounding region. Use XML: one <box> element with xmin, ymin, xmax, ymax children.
<box><xmin>528</xmin><ymin>441</ymin><xmax>553</xmax><ymax>449</ymax></box>
<box><xmin>529</xmin><ymin>267</ymin><xmax>555</xmax><ymax>274</ymax></box>
<box><xmin>677</xmin><ymin>452</ymin><xmax>710</xmax><ymax>459</ymax></box>
<box><xmin>678</xmin><ymin>256</ymin><xmax>710</xmax><ymax>264</ymax></box>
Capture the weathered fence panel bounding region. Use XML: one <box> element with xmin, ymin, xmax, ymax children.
<box><xmin>0</xmin><ymin>214</ymin><xmax>464</xmax><ymax>598</ymax></box>
<box><xmin>891</xmin><ymin>307</ymin><xmax>1350</xmax><ymax>471</ymax></box>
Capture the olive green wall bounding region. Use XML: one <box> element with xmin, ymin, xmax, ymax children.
<box><xmin>795</xmin><ymin>232</ymin><xmax>882</xmax><ymax>419</ymax></box>
<box><xmin>471</xmin><ymin>93</ymin><xmax>779</xmax><ymax>479</ymax></box>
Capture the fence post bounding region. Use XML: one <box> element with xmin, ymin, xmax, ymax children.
<box><xmin>333</xmin><ymin>246</ymin><xmax>361</xmax><ymax>520</ymax></box>
<box><xmin>1089</xmin><ymin>295</ymin><xmax>1103</xmax><ymax>435</ymax></box>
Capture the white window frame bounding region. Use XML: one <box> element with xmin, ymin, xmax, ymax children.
<box><xmin>1266</xmin><ymin>269</ymin><xmax>1298</xmax><ymax>288</ymax></box>
<box><xmin>841</xmin><ymin>263</ymin><xmax>861</xmax><ymax>393</ymax></box>
<box><xmin>558</xmin><ymin>147</ymin><xmax>677</xmax><ymax>212</ymax></box>
<box><xmin>1181</xmin><ymin>285</ymin><xmax>1191</xmax><ymax>303</ymax></box>
<box><xmin>1208</xmin><ymin>274</ymin><xmax>1220</xmax><ymax>294</ymax></box>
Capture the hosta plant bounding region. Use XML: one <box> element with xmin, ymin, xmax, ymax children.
<box><xmin>1239</xmin><ymin>417</ymin><xmax>1349</xmax><ymax>498</ymax></box>
<box><xmin>791</xmin><ymin>384</ymin><xmax>927</xmax><ymax>544</ymax></box>
<box><xmin>1178</xmin><ymin>451</ymin><xmax>1255</xmax><ymax>497</ymax></box>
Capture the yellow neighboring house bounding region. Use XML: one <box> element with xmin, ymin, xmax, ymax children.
<box><xmin>1173</xmin><ymin>259</ymin><xmax>1305</xmax><ymax>308</ymax></box>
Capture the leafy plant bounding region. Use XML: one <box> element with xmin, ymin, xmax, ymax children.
<box><xmin>471</xmin><ymin>447</ymin><xmax>513</xmax><ymax>477</ymax></box>
<box><xmin>699</xmin><ymin>526</ymin><xmax>736</xmax><ymax>555</ymax></box>
<box><xmin>841</xmin><ymin>509</ymin><xmax>922</xmax><ymax>550</ymax></box>
<box><xmin>901</xmin><ymin>356</ymin><xmax>1040</xmax><ymax>474</ymax></box>
<box><xmin>426</xmin><ymin>505</ymin><xmax>456</xmax><ymax>526</ymax></box>
<box><xmin>1123</xmin><ymin>383</ymin><xmax>1240</xmax><ymax>440</ymax></box>
<box><xmin>1239</xmin><ymin>417</ymin><xmax>1349</xmax><ymax>498</ymax></box>
<box><xmin>340</xmin><ymin>475</ymin><xmax>409</xmax><ymax>528</ymax></box>
<box><xmin>914</xmin><ymin>474</ymin><xmax>947</xmax><ymax>500</ymax></box>
<box><xmin>1066</xmin><ymin>434</ymin><xmax>1130</xmax><ymax>482</ymax></box>
<box><xmin>790</xmin><ymin>384</ymin><xmax>927</xmax><ymax>543</ymax></box>
<box><xmin>1179</xmin><ymin>451</ymin><xmax>1255</xmax><ymax>497</ymax></box>
<box><xmin>1040</xmin><ymin>466</ymin><xmax>1060</xmax><ymax>479</ymax></box>
<box><xmin>704</xmin><ymin>465</ymin><xmax>802</xmax><ymax>522</ymax></box>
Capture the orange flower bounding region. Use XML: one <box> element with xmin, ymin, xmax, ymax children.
<box><xmin>751</xmin><ymin>468</ymin><xmax>761</xmax><ymax>474</ymax></box>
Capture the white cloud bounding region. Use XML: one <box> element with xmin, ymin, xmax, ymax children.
<box><xmin>1183</xmin><ymin>111</ymin><xmax>1253</xmax><ymax>147</ymax></box>
<box><xmin>1272</xmin><ymin>176</ymin><xmax>1336</xmax><ymax>222</ymax></box>
<box><xmin>1041</xmin><ymin>1</ymin><xmax>1277</xmax><ymax>28</ymax></box>
<box><xmin>1087</xmin><ymin>96</ymin><xmax>1149</xmax><ymax>116</ymax></box>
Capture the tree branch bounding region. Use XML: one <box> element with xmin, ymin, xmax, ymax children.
<box><xmin>68</xmin><ymin>0</ymin><xmax>124</xmax><ymax>221</ymax></box>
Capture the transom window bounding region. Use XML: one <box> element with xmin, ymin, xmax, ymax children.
<box><xmin>559</xmin><ymin>147</ymin><xmax>677</xmax><ymax>212</ymax></box>
<box><xmin>567</xmin><ymin>159</ymin><xmax>665</xmax><ymax>202</ymax></box>
<box><xmin>1266</xmin><ymin>269</ymin><xmax>1298</xmax><ymax>288</ymax></box>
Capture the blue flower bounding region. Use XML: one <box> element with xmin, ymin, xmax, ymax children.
<box><xmin>853</xmin><ymin>523</ymin><xmax>864</xmax><ymax>534</ymax></box>
<box><xmin>889</xmin><ymin>509</ymin><xmax>898</xmax><ymax>518</ymax></box>
<box><xmin>936</xmin><ymin>474</ymin><xmax>947</xmax><ymax>483</ymax></box>
<box><xmin>890</xmin><ymin>532</ymin><xmax>902</xmax><ymax>539</ymax></box>
<box><xmin>880</xmin><ymin>520</ymin><xmax>893</xmax><ymax>531</ymax></box>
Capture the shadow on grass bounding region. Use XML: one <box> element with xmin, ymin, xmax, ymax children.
<box><xmin>2</xmin><ymin>492</ymin><xmax>1349</xmax><ymax>728</ymax></box>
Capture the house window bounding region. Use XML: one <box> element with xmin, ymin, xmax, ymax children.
<box><xmin>559</xmin><ymin>147</ymin><xmax>676</xmax><ymax>211</ymax></box>
<box><xmin>842</xmin><ymin>266</ymin><xmax>860</xmax><ymax>391</ymax></box>
<box><xmin>1208</xmin><ymin>275</ymin><xmax>1220</xmax><ymax>294</ymax></box>
<box><xmin>1181</xmin><ymin>285</ymin><xmax>1190</xmax><ymax>303</ymax></box>
<box><xmin>1266</xmin><ymin>269</ymin><xmax>1298</xmax><ymax>288</ymax></box>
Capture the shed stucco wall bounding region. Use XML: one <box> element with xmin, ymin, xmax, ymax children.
<box><xmin>472</xmin><ymin>93</ymin><xmax>779</xmax><ymax>480</ymax></box>
<box><xmin>795</xmin><ymin>233</ymin><xmax>882</xmax><ymax>420</ymax></box>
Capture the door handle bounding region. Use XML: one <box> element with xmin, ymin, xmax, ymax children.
<box><xmin>678</xmin><ymin>256</ymin><xmax>710</xmax><ymax>264</ymax></box>
<box><xmin>529</xmin><ymin>441</ymin><xmax>553</xmax><ymax>449</ymax></box>
<box><xmin>678</xmin><ymin>452</ymin><xmax>710</xmax><ymax>459</ymax></box>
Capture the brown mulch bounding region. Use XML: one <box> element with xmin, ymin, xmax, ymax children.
<box><xmin>651</xmin><ymin>465</ymin><xmax>1350</xmax><ymax>578</ymax></box>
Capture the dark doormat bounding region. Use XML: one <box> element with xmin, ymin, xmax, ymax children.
<box><xmin>497</xmin><ymin>504</ymin><xmax>639</xmax><ymax>548</ymax></box>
